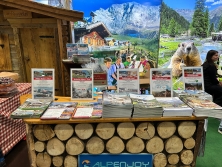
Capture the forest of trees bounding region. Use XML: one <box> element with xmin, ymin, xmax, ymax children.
<box><xmin>161</xmin><ymin>0</ymin><xmax>222</xmax><ymax>38</ymax></box>
<box><xmin>160</xmin><ymin>2</ymin><xmax>190</xmax><ymax>37</ymax></box>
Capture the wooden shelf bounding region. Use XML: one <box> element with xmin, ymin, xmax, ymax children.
<box><xmin>23</xmin><ymin>116</ymin><xmax>206</xmax><ymax>124</ymax></box>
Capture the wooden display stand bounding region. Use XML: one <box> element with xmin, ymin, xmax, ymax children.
<box><xmin>21</xmin><ymin>96</ymin><xmax>206</xmax><ymax>167</ymax></box>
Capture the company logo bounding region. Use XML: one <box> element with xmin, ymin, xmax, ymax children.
<box><xmin>82</xmin><ymin>160</ymin><xmax>91</xmax><ymax>167</ymax></box>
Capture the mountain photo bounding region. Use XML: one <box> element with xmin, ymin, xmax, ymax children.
<box><xmin>73</xmin><ymin>0</ymin><xmax>162</xmax><ymax>67</ymax></box>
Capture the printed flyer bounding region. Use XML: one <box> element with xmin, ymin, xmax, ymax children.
<box><xmin>117</xmin><ymin>69</ymin><xmax>139</xmax><ymax>94</ymax></box>
<box><xmin>182</xmin><ymin>66</ymin><xmax>204</xmax><ymax>91</ymax></box>
<box><xmin>71</xmin><ymin>68</ymin><xmax>93</xmax><ymax>100</ymax></box>
<box><xmin>31</xmin><ymin>68</ymin><xmax>55</xmax><ymax>100</ymax></box>
<box><xmin>150</xmin><ymin>68</ymin><xmax>172</xmax><ymax>97</ymax></box>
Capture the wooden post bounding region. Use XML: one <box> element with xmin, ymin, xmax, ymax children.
<box><xmin>192</xmin><ymin>120</ymin><xmax>205</xmax><ymax>166</ymax></box>
<box><xmin>13</xmin><ymin>27</ymin><xmax>27</xmax><ymax>82</ymax></box>
<box><xmin>57</xmin><ymin>19</ymin><xmax>65</xmax><ymax>95</ymax></box>
<box><xmin>25</xmin><ymin>124</ymin><xmax>37</xmax><ymax>167</ymax></box>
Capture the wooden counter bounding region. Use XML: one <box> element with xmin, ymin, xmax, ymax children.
<box><xmin>21</xmin><ymin>95</ymin><xmax>206</xmax><ymax>167</ymax></box>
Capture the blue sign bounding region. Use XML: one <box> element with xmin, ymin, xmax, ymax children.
<box><xmin>79</xmin><ymin>153</ymin><xmax>153</xmax><ymax>167</ymax></box>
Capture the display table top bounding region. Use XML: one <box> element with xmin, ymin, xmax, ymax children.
<box><xmin>21</xmin><ymin>93</ymin><xmax>207</xmax><ymax>125</ymax></box>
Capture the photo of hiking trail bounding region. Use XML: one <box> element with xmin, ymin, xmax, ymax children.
<box><xmin>159</xmin><ymin>0</ymin><xmax>222</xmax><ymax>89</ymax></box>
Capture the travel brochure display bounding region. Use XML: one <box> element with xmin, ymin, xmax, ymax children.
<box><xmin>10</xmin><ymin>98</ymin><xmax>52</xmax><ymax>119</ymax></box>
<box><xmin>130</xmin><ymin>94</ymin><xmax>163</xmax><ymax>118</ymax></box>
<box><xmin>72</xmin><ymin>102</ymin><xmax>103</xmax><ymax>118</ymax></box>
<box><xmin>156</xmin><ymin>97</ymin><xmax>193</xmax><ymax>117</ymax></box>
<box><xmin>117</xmin><ymin>69</ymin><xmax>139</xmax><ymax>94</ymax></box>
<box><xmin>182</xmin><ymin>66</ymin><xmax>204</xmax><ymax>91</ymax></box>
<box><xmin>150</xmin><ymin>68</ymin><xmax>172</xmax><ymax>97</ymax></box>
<box><xmin>41</xmin><ymin>102</ymin><xmax>78</xmax><ymax>120</ymax></box>
<box><xmin>66</xmin><ymin>43</ymin><xmax>78</xmax><ymax>59</ymax></box>
<box><xmin>180</xmin><ymin>95</ymin><xmax>222</xmax><ymax>119</ymax></box>
<box><xmin>102</xmin><ymin>93</ymin><xmax>133</xmax><ymax>118</ymax></box>
<box><xmin>71</xmin><ymin>68</ymin><xmax>93</xmax><ymax>100</ymax></box>
<box><xmin>31</xmin><ymin>68</ymin><xmax>55</xmax><ymax>100</ymax></box>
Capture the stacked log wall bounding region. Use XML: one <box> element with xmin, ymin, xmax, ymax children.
<box><xmin>27</xmin><ymin>120</ymin><xmax>201</xmax><ymax>167</ymax></box>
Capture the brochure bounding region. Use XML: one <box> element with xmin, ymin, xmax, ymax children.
<box><xmin>66</xmin><ymin>43</ymin><xmax>78</xmax><ymax>59</ymax></box>
<box><xmin>117</xmin><ymin>69</ymin><xmax>139</xmax><ymax>94</ymax></box>
<box><xmin>182</xmin><ymin>66</ymin><xmax>204</xmax><ymax>91</ymax></box>
<box><xmin>41</xmin><ymin>102</ymin><xmax>78</xmax><ymax>120</ymax></box>
<box><xmin>71</xmin><ymin>68</ymin><xmax>93</xmax><ymax>100</ymax></box>
<box><xmin>150</xmin><ymin>68</ymin><xmax>172</xmax><ymax>97</ymax></box>
<box><xmin>31</xmin><ymin>68</ymin><xmax>55</xmax><ymax>100</ymax></box>
<box><xmin>10</xmin><ymin>98</ymin><xmax>52</xmax><ymax>119</ymax></box>
<box><xmin>78</xmin><ymin>44</ymin><xmax>89</xmax><ymax>55</ymax></box>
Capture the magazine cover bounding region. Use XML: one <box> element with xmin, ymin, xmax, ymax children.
<box><xmin>71</xmin><ymin>68</ymin><xmax>93</xmax><ymax>100</ymax></box>
<box><xmin>117</xmin><ymin>69</ymin><xmax>139</xmax><ymax>94</ymax></box>
<box><xmin>150</xmin><ymin>68</ymin><xmax>172</xmax><ymax>97</ymax></box>
<box><xmin>182</xmin><ymin>66</ymin><xmax>204</xmax><ymax>91</ymax></box>
<box><xmin>66</xmin><ymin>43</ymin><xmax>78</xmax><ymax>59</ymax></box>
<box><xmin>31</xmin><ymin>68</ymin><xmax>55</xmax><ymax>100</ymax></box>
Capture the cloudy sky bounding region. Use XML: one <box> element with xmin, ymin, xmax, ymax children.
<box><xmin>164</xmin><ymin>0</ymin><xmax>222</xmax><ymax>10</ymax></box>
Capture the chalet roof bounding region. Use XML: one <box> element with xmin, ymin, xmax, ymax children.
<box><xmin>74</xmin><ymin>22</ymin><xmax>112</xmax><ymax>42</ymax></box>
<box><xmin>86</xmin><ymin>22</ymin><xmax>111</xmax><ymax>36</ymax></box>
<box><xmin>0</xmin><ymin>0</ymin><xmax>84</xmax><ymax>22</ymax></box>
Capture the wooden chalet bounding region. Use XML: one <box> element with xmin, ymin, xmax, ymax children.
<box><xmin>0</xmin><ymin>0</ymin><xmax>84</xmax><ymax>96</ymax></box>
<box><xmin>74</xmin><ymin>21</ymin><xmax>111</xmax><ymax>47</ymax></box>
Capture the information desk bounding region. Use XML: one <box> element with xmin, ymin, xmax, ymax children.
<box><xmin>0</xmin><ymin>83</ymin><xmax>31</xmax><ymax>155</ymax></box>
<box><xmin>23</xmin><ymin>114</ymin><xmax>205</xmax><ymax>167</ymax></box>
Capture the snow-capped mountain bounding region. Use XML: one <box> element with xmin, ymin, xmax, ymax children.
<box><xmin>210</xmin><ymin>6</ymin><xmax>222</xmax><ymax>28</ymax></box>
<box><xmin>91</xmin><ymin>2</ymin><xmax>160</xmax><ymax>34</ymax></box>
<box><xmin>175</xmin><ymin>9</ymin><xmax>194</xmax><ymax>23</ymax></box>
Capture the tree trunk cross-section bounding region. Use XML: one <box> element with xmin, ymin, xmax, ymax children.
<box><xmin>146</xmin><ymin>136</ymin><xmax>164</xmax><ymax>153</ymax></box>
<box><xmin>46</xmin><ymin>138</ymin><xmax>65</xmax><ymax>156</ymax></box>
<box><xmin>165</xmin><ymin>135</ymin><xmax>183</xmax><ymax>154</ymax></box>
<box><xmin>184</xmin><ymin>138</ymin><xmax>195</xmax><ymax>149</ymax></box>
<box><xmin>34</xmin><ymin>141</ymin><xmax>45</xmax><ymax>152</ymax></box>
<box><xmin>126</xmin><ymin>136</ymin><xmax>144</xmax><ymax>153</ymax></box>
<box><xmin>167</xmin><ymin>154</ymin><xmax>179</xmax><ymax>165</ymax></box>
<box><xmin>36</xmin><ymin>152</ymin><xmax>51</xmax><ymax>167</ymax></box>
<box><xmin>178</xmin><ymin>121</ymin><xmax>196</xmax><ymax>139</ymax></box>
<box><xmin>52</xmin><ymin>156</ymin><xmax>63</xmax><ymax>167</ymax></box>
<box><xmin>180</xmin><ymin>150</ymin><xmax>194</xmax><ymax>165</ymax></box>
<box><xmin>117</xmin><ymin>122</ymin><xmax>135</xmax><ymax>140</ymax></box>
<box><xmin>66</xmin><ymin>137</ymin><xmax>85</xmax><ymax>155</ymax></box>
<box><xmin>96</xmin><ymin>123</ymin><xmax>115</xmax><ymax>140</ymax></box>
<box><xmin>135</xmin><ymin>122</ymin><xmax>155</xmax><ymax>139</ymax></box>
<box><xmin>54</xmin><ymin>124</ymin><xmax>74</xmax><ymax>141</ymax></box>
<box><xmin>153</xmin><ymin>153</ymin><xmax>167</xmax><ymax>167</ymax></box>
<box><xmin>75</xmin><ymin>123</ymin><xmax>93</xmax><ymax>140</ymax></box>
<box><xmin>86</xmin><ymin>136</ymin><xmax>104</xmax><ymax>154</ymax></box>
<box><xmin>157</xmin><ymin>122</ymin><xmax>176</xmax><ymax>139</ymax></box>
<box><xmin>64</xmin><ymin>155</ymin><xmax>77</xmax><ymax>167</ymax></box>
<box><xmin>33</xmin><ymin>125</ymin><xmax>55</xmax><ymax>141</ymax></box>
<box><xmin>106</xmin><ymin>136</ymin><xmax>125</xmax><ymax>154</ymax></box>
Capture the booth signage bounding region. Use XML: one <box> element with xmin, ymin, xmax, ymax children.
<box><xmin>79</xmin><ymin>153</ymin><xmax>153</xmax><ymax>167</ymax></box>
